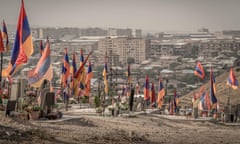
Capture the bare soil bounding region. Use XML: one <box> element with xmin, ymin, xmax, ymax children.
<box><xmin>0</xmin><ymin>112</ymin><xmax>240</xmax><ymax>144</ymax></box>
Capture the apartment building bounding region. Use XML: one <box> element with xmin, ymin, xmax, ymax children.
<box><xmin>198</xmin><ymin>39</ymin><xmax>240</xmax><ymax>58</ymax></box>
<box><xmin>98</xmin><ymin>37</ymin><xmax>148</xmax><ymax>66</ymax></box>
<box><xmin>150</xmin><ymin>40</ymin><xmax>192</xmax><ymax>57</ymax></box>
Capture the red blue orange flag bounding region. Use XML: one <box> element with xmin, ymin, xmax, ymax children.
<box><xmin>85</xmin><ymin>61</ymin><xmax>93</xmax><ymax>83</ymax></box>
<box><xmin>199</xmin><ymin>91</ymin><xmax>210</xmax><ymax>111</ymax></box>
<box><xmin>157</xmin><ymin>79</ymin><xmax>165</xmax><ymax>108</ymax></box>
<box><xmin>210</xmin><ymin>68</ymin><xmax>217</xmax><ymax>108</ymax></box>
<box><xmin>135</xmin><ymin>82</ymin><xmax>140</xmax><ymax>95</ymax></box>
<box><xmin>2</xmin><ymin>20</ymin><xmax>9</xmax><ymax>52</ymax></box>
<box><xmin>70</xmin><ymin>52</ymin><xmax>77</xmax><ymax>95</ymax></box>
<box><xmin>126</xmin><ymin>64</ymin><xmax>131</xmax><ymax>83</ymax></box>
<box><xmin>173</xmin><ymin>89</ymin><xmax>179</xmax><ymax>112</ymax></box>
<box><xmin>227</xmin><ymin>67</ymin><xmax>238</xmax><ymax>90</ymax></box>
<box><xmin>194</xmin><ymin>62</ymin><xmax>205</xmax><ymax>79</ymax></box>
<box><xmin>85</xmin><ymin>61</ymin><xmax>93</xmax><ymax>96</ymax></box>
<box><xmin>63</xmin><ymin>48</ymin><xmax>70</xmax><ymax>88</ymax></box>
<box><xmin>144</xmin><ymin>76</ymin><xmax>150</xmax><ymax>101</ymax></box>
<box><xmin>150</xmin><ymin>82</ymin><xmax>156</xmax><ymax>107</ymax></box>
<box><xmin>3</xmin><ymin>0</ymin><xmax>34</xmax><ymax>77</ymax></box>
<box><xmin>74</xmin><ymin>51</ymin><xmax>91</xmax><ymax>79</ymax></box>
<box><xmin>0</xmin><ymin>29</ymin><xmax>4</xmax><ymax>53</ymax></box>
<box><xmin>103</xmin><ymin>60</ymin><xmax>108</xmax><ymax>94</ymax></box>
<box><xmin>39</xmin><ymin>40</ymin><xmax>44</xmax><ymax>56</ymax></box>
<box><xmin>27</xmin><ymin>39</ymin><xmax>53</xmax><ymax>87</ymax></box>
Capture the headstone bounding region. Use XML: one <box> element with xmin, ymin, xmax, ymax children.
<box><xmin>6</xmin><ymin>100</ymin><xmax>16</xmax><ymax>116</ymax></box>
<box><xmin>193</xmin><ymin>107</ymin><xmax>198</xmax><ymax>119</ymax></box>
<box><xmin>224</xmin><ymin>106</ymin><xmax>229</xmax><ymax>122</ymax></box>
<box><xmin>129</xmin><ymin>88</ymin><xmax>134</xmax><ymax>112</ymax></box>
<box><xmin>45</xmin><ymin>92</ymin><xmax>55</xmax><ymax>107</ymax></box>
<box><xmin>10</xmin><ymin>83</ymin><xmax>20</xmax><ymax>101</ymax></box>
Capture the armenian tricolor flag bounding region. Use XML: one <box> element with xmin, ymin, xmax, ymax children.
<box><xmin>3</xmin><ymin>0</ymin><xmax>34</xmax><ymax>77</ymax></box>
<box><xmin>27</xmin><ymin>39</ymin><xmax>53</xmax><ymax>87</ymax></box>
<box><xmin>227</xmin><ymin>67</ymin><xmax>238</xmax><ymax>90</ymax></box>
<box><xmin>63</xmin><ymin>48</ymin><xmax>70</xmax><ymax>88</ymax></box>
<box><xmin>199</xmin><ymin>91</ymin><xmax>210</xmax><ymax>111</ymax></box>
<box><xmin>70</xmin><ymin>52</ymin><xmax>78</xmax><ymax>96</ymax></box>
<box><xmin>150</xmin><ymin>82</ymin><xmax>156</xmax><ymax>107</ymax></box>
<box><xmin>0</xmin><ymin>29</ymin><xmax>4</xmax><ymax>52</ymax></box>
<box><xmin>194</xmin><ymin>61</ymin><xmax>205</xmax><ymax>79</ymax></box>
<box><xmin>144</xmin><ymin>76</ymin><xmax>150</xmax><ymax>101</ymax></box>
<box><xmin>157</xmin><ymin>79</ymin><xmax>165</xmax><ymax>108</ymax></box>
<box><xmin>85</xmin><ymin>61</ymin><xmax>93</xmax><ymax>96</ymax></box>
<box><xmin>210</xmin><ymin>68</ymin><xmax>217</xmax><ymax>108</ymax></box>
<box><xmin>126</xmin><ymin>64</ymin><xmax>131</xmax><ymax>83</ymax></box>
<box><xmin>2</xmin><ymin>20</ymin><xmax>9</xmax><ymax>52</ymax></box>
<box><xmin>39</xmin><ymin>40</ymin><xmax>44</xmax><ymax>56</ymax></box>
<box><xmin>173</xmin><ymin>89</ymin><xmax>179</xmax><ymax>112</ymax></box>
<box><xmin>103</xmin><ymin>61</ymin><xmax>108</xmax><ymax>94</ymax></box>
<box><xmin>135</xmin><ymin>82</ymin><xmax>140</xmax><ymax>95</ymax></box>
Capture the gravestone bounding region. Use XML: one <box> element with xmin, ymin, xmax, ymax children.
<box><xmin>193</xmin><ymin>107</ymin><xmax>198</xmax><ymax>119</ymax></box>
<box><xmin>6</xmin><ymin>100</ymin><xmax>17</xmax><ymax>116</ymax></box>
<box><xmin>45</xmin><ymin>92</ymin><xmax>55</xmax><ymax>107</ymax></box>
<box><xmin>129</xmin><ymin>88</ymin><xmax>134</xmax><ymax>112</ymax></box>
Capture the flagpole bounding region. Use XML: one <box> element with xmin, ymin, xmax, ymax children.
<box><xmin>227</xmin><ymin>85</ymin><xmax>231</xmax><ymax>122</ymax></box>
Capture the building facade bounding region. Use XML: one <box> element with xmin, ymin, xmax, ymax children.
<box><xmin>98</xmin><ymin>37</ymin><xmax>148</xmax><ymax>66</ymax></box>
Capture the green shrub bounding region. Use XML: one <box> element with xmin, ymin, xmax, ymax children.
<box><xmin>94</xmin><ymin>96</ymin><xmax>100</xmax><ymax>108</ymax></box>
<box><xmin>32</xmin><ymin>105</ymin><xmax>41</xmax><ymax>111</ymax></box>
<box><xmin>81</xmin><ymin>96</ymin><xmax>89</xmax><ymax>103</ymax></box>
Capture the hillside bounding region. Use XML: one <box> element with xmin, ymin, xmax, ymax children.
<box><xmin>179</xmin><ymin>68</ymin><xmax>240</xmax><ymax>108</ymax></box>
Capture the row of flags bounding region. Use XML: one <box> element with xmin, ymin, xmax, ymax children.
<box><xmin>194</xmin><ymin>61</ymin><xmax>239</xmax><ymax>111</ymax></box>
<box><xmin>61</xmin><ymin>48</ymin><xmax>93</xmax><ymax>97</ymax></box>
<box><xmin>194</xmin><ymin>61</ymin><xmax>238</xmax><ymax>90</ymax></box>
<box><xmin>143</xmin><ymin>76</ymin><xmax>176</xmax><ymax>109</ymax></box>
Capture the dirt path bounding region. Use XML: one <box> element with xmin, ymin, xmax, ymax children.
<box><xmin>0</xmin><ymin>112</ymin><xmax>240</xmax><ymax>144</ymax></box>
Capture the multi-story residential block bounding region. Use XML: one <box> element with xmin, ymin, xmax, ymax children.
<box><xmin>107</xmin><ymin>28</ymin><xmax>142</xmax><ymax>38</ymax></box>
<box><xmin>150</xmin><ymin>40</ymin><xmax>192</xmax><ymax>57</ymax></box>
<box><xmin>98</xmin><ymin>36</ymin><xmax>148</xmax><ymax>66</ymax></box>
<box><xmin>198</xmin><ymin>39</ymin><xmax>240</xmax><ymax>58</ymax></box>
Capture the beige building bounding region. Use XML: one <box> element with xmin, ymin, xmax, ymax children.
<box><xmin>150</xmin><ymin>40</ymin><xmax>192</xmax><ymax>57</ymax></box>
<box><xmin>98</xmin><ymin>37</ymin><xmax>148</xmax><ymax>66</ymax></box>
<box><xmin>198</xmin><ymin>39</ymin><xmax>240</xmax><ymax>58</ymax></box>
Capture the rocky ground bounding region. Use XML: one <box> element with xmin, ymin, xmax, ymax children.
<box><xmin>0</xmin><ymin>110</ymin><xmax>240</xmax><ymax>144</ymax></box>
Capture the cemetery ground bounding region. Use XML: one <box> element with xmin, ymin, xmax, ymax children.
<box><xmin>0</xmin><ymin>107</ymin><xmax>240</xmax><ymax>144</ymax></box>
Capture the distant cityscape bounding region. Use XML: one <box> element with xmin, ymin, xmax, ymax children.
<box><xmin>3</xmin><ymin>25</ymin><xmax>240</xmax><ymax>96</ymax></box>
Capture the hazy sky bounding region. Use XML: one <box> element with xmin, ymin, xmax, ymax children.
<box><xmin>1</xmin><ymin>0</ymin><xmax>240</xmax><ymax>32</ymax></box>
